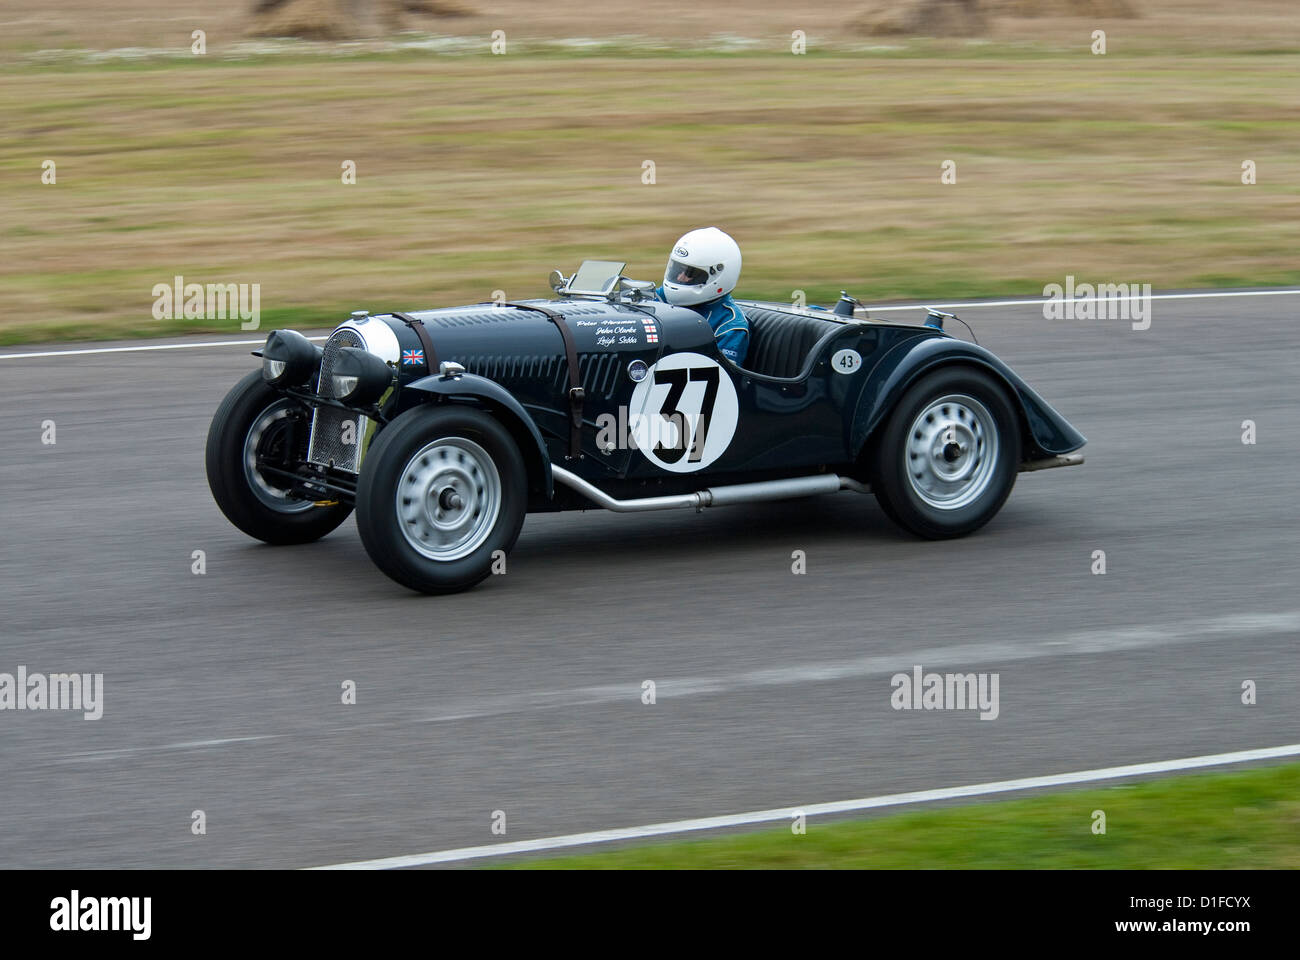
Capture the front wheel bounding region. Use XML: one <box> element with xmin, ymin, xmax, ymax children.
<box><xmin>355</xmin><ymin>405</ymin><xmax>528</xmax><ymax>594</ymax></box>
<box><xmin>206</xmin><ymin>371</ymin><xmax>354</xmax><ymax>544</ymax></box>
<box><xmin>869</xmin><ymin>366</ymin><xmax>1021</xmax><ymax>539</ymax></box>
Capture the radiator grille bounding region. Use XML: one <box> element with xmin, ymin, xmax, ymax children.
<box><xmin>308</xmin><ymin>328</ymin><xmax>368</xmax><ymax>473</ymax></box>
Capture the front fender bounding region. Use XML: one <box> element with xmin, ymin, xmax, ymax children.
<box><xmin>401</xmin><ymin>372</ymin><xmax>553</xmax><ymax>498</ymax></box>
<box><xmin>851</xmin><ymin>336</ymin><xmax>1086</xmax><ymax>459</ymax></box>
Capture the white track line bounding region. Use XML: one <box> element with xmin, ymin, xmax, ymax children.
<box><xmin>406</xmin><ymin>609</ymin><xmax>1300</xmax><ymax>724</ymax></box>
<box><xmin>311</xmin><ymin>742</ymin><xmax>1300</xmax><ymax>869</ymax></box>
<box><xmin>55</xmin><ymin>735</ymin><xmax>282</xmax><ymax>764</ymax></box>
<box><xmin>0</xmin><ymin>336</ymin><xmax>327</xmax><ymax>361</ymax></box>
<box><xmin>2</xmin><ymin>289</ymin><xmax>1298</xmax><ymax>360</ymax></box>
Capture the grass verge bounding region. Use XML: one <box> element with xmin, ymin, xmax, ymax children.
<box><xmin>508</xmin><ymin>761</ymin><xmax>1300</xmax><ymax>868</ymax></box>
<box><xmin>4</xmin><ymin>36</ymin><xmax>1298</xmax><ymax>344</ymax></box>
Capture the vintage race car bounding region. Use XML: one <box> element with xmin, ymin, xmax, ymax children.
<box><xmin>206</xmin><ymin>260</ymin><xmax>1085</xmax><ymax>593</ymax></box>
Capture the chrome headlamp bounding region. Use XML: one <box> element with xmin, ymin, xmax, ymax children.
<box><xmin>331</xmin><ymin>347</ymin><xmax>393</xmax><ymax>406</ymax></box>
<box><xmin>260</xmin><ymin>329</ymin><xmax>321</xmax><ymax>387</ymax></box>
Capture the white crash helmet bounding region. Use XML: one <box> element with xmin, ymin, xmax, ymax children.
<box><xmin>662</xmin><ymin>227</ymin><xmax>742</xmax><ymax>307</ymax></box>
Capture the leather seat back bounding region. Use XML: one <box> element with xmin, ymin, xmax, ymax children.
<box><xmin>741</xmin><ymin>307</ymin><xmax>836</xmax><ymax>379</ymax></box>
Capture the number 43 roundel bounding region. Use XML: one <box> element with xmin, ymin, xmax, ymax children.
<box><xmin>627</xmin><ymin>352</ymin><xmax>740</xmax><ymax>473</ymax></box>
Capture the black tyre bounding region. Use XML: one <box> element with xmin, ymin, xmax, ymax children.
<box><xmin>205</xmin><ymin>370</ymin><xmax>353</xmax><ymax>544</ymax></box>
<box><xmin>869</xmin><ymin>366</ymin><xmax>1020</xmax><ymax>539</ymax></box>
<box><xmin>355</xmin><ymin>404</ymin><xmax>527</xmax><ymax>594</ymax></box>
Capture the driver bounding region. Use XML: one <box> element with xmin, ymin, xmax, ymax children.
<box><xmin>656</xmin><ymin>227</ymin><xmax>749</xmax><ymax>367</ymax></box>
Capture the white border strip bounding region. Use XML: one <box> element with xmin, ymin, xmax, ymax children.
<box><xmin>2</xmin><ymin>288</ymin><xmax>1298</xmax><ymax>360</ymax></box>
<box><xmin>310</xmin><ymin>742</ymin><xmax>1300</xmax><ymax>869</ymax></box>
<box><xmin>863</xmin><ymin>288</ymin><xmax>1300</xmax><ymax>313</ymax></box>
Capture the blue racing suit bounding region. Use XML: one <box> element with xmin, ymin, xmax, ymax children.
<box><xmin>655</xmin><ymin>287</ymin><xmax>750</xmax><ymax>367</ymax></box>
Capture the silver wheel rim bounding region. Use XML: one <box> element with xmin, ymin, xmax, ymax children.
<box><xmin>397</xmin><ymin>437</ymin><xmax>502</xmax><ymax>562</ymax></box>
<box><xmin>243</xmin><ymin>400</ymin><xmax>314</xmax><ymax>513</ymax></box>
<box><xmin>905</xmin><ymin>393</ymin><xmax>1000</xmax><ymax>510</ymax></box>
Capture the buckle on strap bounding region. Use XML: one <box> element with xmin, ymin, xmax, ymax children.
<box><xmin>391</xmin><ymin>311</ymin><xmax>438</xmax><ymax>371</ymax></box>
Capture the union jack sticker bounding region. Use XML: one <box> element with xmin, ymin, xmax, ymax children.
<box><xmin>401</xmin><ymin>349</ymin><xmax>425</xmax><ymax>365</ymax></box>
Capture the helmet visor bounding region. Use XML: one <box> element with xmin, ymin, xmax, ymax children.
<box><xmin>666</xmin><ymin>259</ymin><xmax>709</xmax><ymax>286</ymax></box>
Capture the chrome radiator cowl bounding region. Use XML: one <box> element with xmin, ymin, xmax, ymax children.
<box><xmin>306</xmin><ymin>318</ymin><xmax>402</xmax><ymax>473</ymax></box>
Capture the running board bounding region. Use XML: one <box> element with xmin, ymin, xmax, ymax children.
<box><xmin>551</xmin><ymin>465</ymin><xmax>871</xmax><ymax>513</ymax></box>
<box><xmin>1019</xmin><ymin>453</ymin><xmax>1085</xmax><ymax>473</ymax></box>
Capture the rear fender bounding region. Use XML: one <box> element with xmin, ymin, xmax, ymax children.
<box><xmin>852</xmin><ymin>336</ymin><xmax>1086</xmax><ymax>460</ymax></box>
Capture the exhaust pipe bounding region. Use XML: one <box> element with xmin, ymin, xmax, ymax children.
<box><xmin>1019</xmin><ymin>453</ymin><xmax>1084</xmax><ymax>473</ymax></box>
<box><xmin>552</xmin><ymin>454</ymin><xmax>1081</xmax><ymax>513</ymax></box>
<box><xmin>551</xmin><ymin>465</ymin><xmax>870</xmax><ymax>513</ymax></box>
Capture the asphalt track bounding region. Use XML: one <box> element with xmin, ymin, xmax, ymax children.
<box><xmin>1</xmin><ymin>290</ymin><xmax>1298</xmax><ymax>868</ymax></box>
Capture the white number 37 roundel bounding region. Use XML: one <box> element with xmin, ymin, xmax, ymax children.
<box><xmin>627</xmin><ymin>352</ymin><xmax>739</xmax><ymax>473</ymax></box>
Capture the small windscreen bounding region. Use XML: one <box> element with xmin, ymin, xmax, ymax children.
<box><xmin>568</xmin><ymin>260</ymin><xmax>626</xmax><ymax>295</ymax></box>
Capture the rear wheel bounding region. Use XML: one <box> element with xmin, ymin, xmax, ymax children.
<box><xmin>355</xmin><ymin>405</ymin><xmax>527</xmax><ymax>594</ymax></box>
<box><xmin>206</xmin><ymin>371</ymin><xmax>353</xmax><ymax>544</ymax></box>
<box><xmin>869</xmin><ymin>366</ymin><xmax>1020</xmax><ymax>539</ymax></box>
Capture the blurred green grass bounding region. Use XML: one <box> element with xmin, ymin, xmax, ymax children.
<box><xmin>508</xmin><ymin>761</ymin><xmax>1300</xmax><ymax>868</ymax></box>
<box><xmin>3</xmin><ymin>49</ymin><xmax>1298</xmax><ymax>345</ymax></box>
